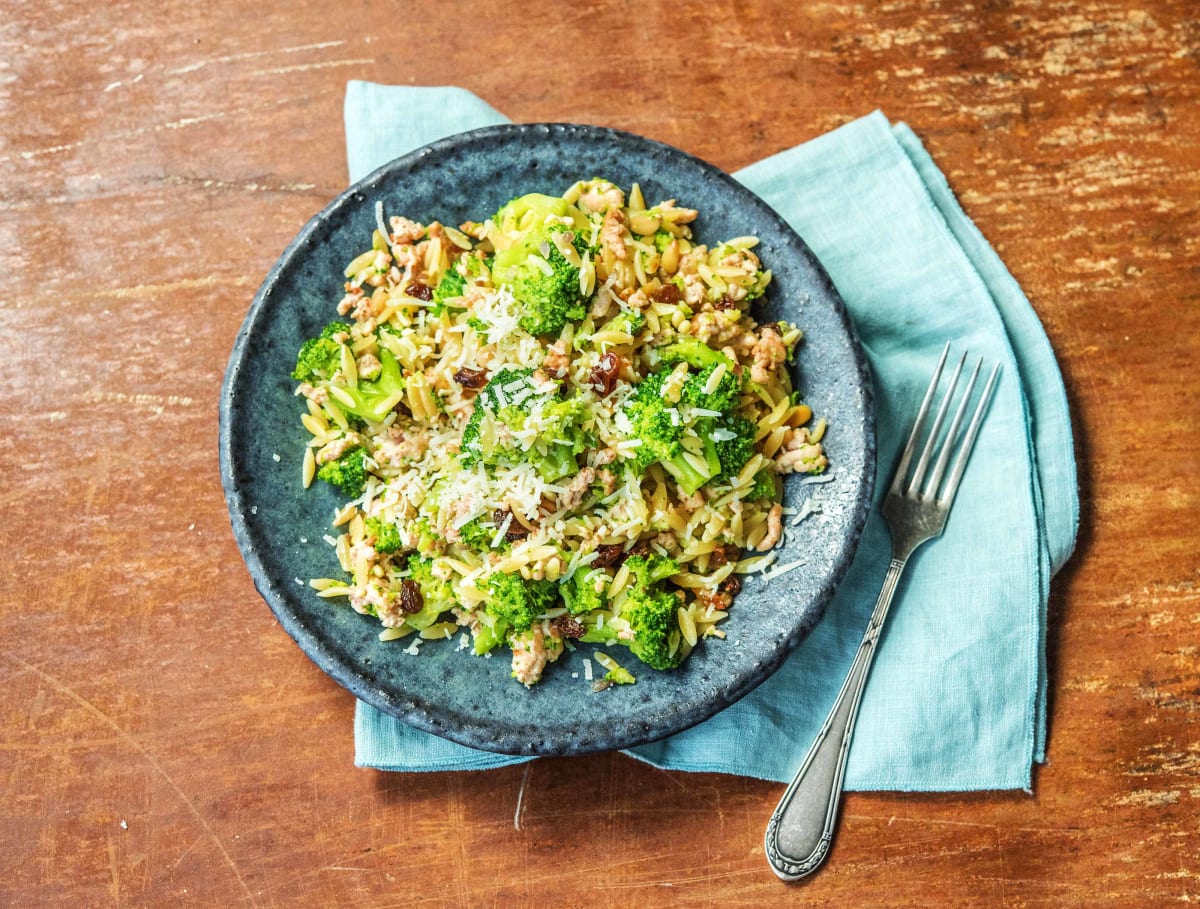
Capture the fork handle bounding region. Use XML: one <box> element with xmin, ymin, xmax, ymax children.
<box><xmin>765</xmin><ymin>557</ymin><xmax>908</xmax><ymax>881</ymax></box>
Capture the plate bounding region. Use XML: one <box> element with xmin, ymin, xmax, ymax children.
<box><xmin>219</xmin><ymin>123</ymin><xmax>875</xmax><ymax>756</ymax></box>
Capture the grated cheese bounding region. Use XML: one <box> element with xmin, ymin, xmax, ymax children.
<box><xmin>790</xmin><ymin>498</ymin><xmax>823</xmax><ymax>526</ymax></box>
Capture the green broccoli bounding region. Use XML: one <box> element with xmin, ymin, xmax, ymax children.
<box><xmin>746</xmin><ymin>467</ymin><xmax>778</xmax><ymax>502</ymax></box>
<box><xmin>316</xmin><ymin>447</ymin><xmax>368</xmax><ymax>498</ymax></box>
<box><xmin>562</xmin><ymin>568</ymin><xmax>608</xmax><ymax>615</ymax></box>
<box><xmin>460</xmin><ymin>368</ymin><xmax>591</xmax><ymax>482</ymax></box>
<box><xmin>326</xmin><ymin>347</ymin><xmax>407</xmax><ymax>423</ymax></box>
<box><xmin>482</xmin><ymin>571</ymin><xmax>557</xmax><ymax>636</ymax></box>
<box><xmin>603</xmin><ymin>309</ymin><xmax>647</xmax><ymax>338</ymax></box>
<box><xmin>490</xmin><ymin>193</ymin><xmax>591</xmax><ymax>336</ymax></box>
<box><xmin>364</xmin><ymin>516</ymin><xmax>402</xmax><ymax>554</ymax></box>
<box><xmin>430</xmin><ymin>267</ymin><xmax>467</xmax><ymax>315</ymax></box>
<box><xmin>292</xmin><ymin>321</ymin><xmax>352</xmax><ymax>382</ymax></box>
<box><xmin>618</xmin><ymin>554</ymin><xmax>684</xmax><ymax>671</ymax></box>
<box><xmin>622</xmin><ymin>367</ymin><xmax>720</xmax><ymax>495</ymax></box>
<box><xmin>604</xmin><ymin>664</ymin><xmax>636</xmax><ymax>685</ymax></box>
<box><xmin>681</xmin><ymin>362</ymin><xmax>743</xmax><ymax>413</ymax></box>
<box><xmin>657</xmin><ymin>338</ymin><xmax>737</xmax><ymax>373</ymax></box>
<box><xmin>454</xmin><ymin>513</ymin><xmax>515</xmax><ymax>552</ymax></box>
<box><xmin>711</xmin><ymin>415</ymin><xmax>757</xmax><ymax>481</ymax></box>
<box><xmin>404</xmin><ymin>554</ymin><xmax>457</xmax><ymax>630</ymax></box>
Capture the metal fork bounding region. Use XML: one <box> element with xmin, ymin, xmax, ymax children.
<box><xmin>765</xmin><ymin>342</ymin><xmax>1001</xmax><ymax>881</ymax></box>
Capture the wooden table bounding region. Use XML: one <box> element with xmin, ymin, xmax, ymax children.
<box><xmin>3</xmin><ymin>1</ymin><xmax>1197</xmax><ymax>905</ymax></box>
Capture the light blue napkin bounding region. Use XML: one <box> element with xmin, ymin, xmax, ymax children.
<box><xmin>344</xmin><ymin>81</ymin><xmax>1077</xmax><ymax>791</ymax></box>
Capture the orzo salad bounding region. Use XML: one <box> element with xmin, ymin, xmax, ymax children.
<box><xmin>293</xmin><ymin>178</ymin><xmax>828</xmax><ymax>687</ymax></box>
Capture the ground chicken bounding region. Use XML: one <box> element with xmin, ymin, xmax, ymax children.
<box><xmin>776</xmin><ymin>427</ymin><xmax>829</xmax><ymax>475</ymax></box>
<box><xmin>758</xmin><ymin>503</ymin><xmax>784</xmax><ymax>550</ymax></box>
<box><xmin>750</xmin><ymin>323</ymin><xmax>788</xmax><ymax>385</ymax></box>
<box><xmin>597</xmin><ymin>468</ymin><xmax>617</xmax><ymax>495</ymax></box>
<box><xmin>601</xmin><ymin>207</ymin><xmax>629</xmax><ymax>261</ymax></box>
<box><xmin>543</xmin><ymin>337</ymin><xmax>571</xmax><ymax>378</ymax></box>
<box><xmin>355</xmin><ymin>352</ymin><xmax>382</xmax><ymax>381</ymax></box>
<box><xmin>592</xmin><ymin>447</ymin><xmax>619</xmax><ymax>467</ymax></box>
<box><xmin>298</xmin><ymin>382</ymin><xmax>328</xmax><ymax>405</ymax></box>
<box><xmin>510</xmin><ymin>624</ymin><xmax>564</xmax><ymax>687</ymax></box>
<box><xmin>579</xmin><ymin>182</ymin><xmax>625</xmax><ymax>213</ymax></box>
<box><xmin>388</xmin><ymin>216</ymin><xmax>425</xmax><ymax>246</ymax></box>
<box><xmin>351</xmin><ymin>578</ymin><xmax>402</xmax><ymax>626</ymax></box>
<box><xmin>373</xmin><ymin>425</ymin><xmax>429</xmax><ymax>468</ymax></box>
<box><xmin>558</xmin><ymin>467</ymin><xmax>595</xmax><ymax>511</ymax></box>
<box><xmin>315</xmin><ymin>433</ymin><xmax>363</xmax><ymax>465</ymax></box>
<box><xmin>690</xmin><ymin>309</ymin><xmax>743</xmax><ymax>346</ymax></box>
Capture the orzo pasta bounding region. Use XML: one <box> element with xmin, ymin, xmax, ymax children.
<box><xmin>292</xmin><ymin>179</ymin><xmax>828</xmax><ymax>686</ymax></box>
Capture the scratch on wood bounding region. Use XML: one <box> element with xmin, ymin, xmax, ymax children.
<box><xmin>249</xmin><ymin>58</ymin><xmax>375</xmax><ymax>77</ymax></box>
<box><xmin>514</xmin><ymin>762</ymin><xmax>532</xmax><ymax>830</ymax></box>
<box><xmin>169</xmin><ymin>40</ymin><xmax>350</xmax><ymax>75</ymax></box>
<box><xmin>3</xmin><ymin>655</ymin><xmax>262</xmax><ymax>909</ymax></box>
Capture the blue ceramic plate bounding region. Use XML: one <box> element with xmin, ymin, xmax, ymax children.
<box><xmin>219</xmin><ymin>124</ymin><xmax>874</xmax><ymax>756</ymax></box>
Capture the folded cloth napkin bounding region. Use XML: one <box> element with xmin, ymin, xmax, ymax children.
<box><xmin>345</xmin><ymin>81</ymin><xmax>1078</xmax><ymax>791</ymax></box>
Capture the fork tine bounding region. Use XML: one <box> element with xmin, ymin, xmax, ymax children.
<box><xmin>907</xmin><ymin>350</ymin><xmax>967</xmax><ymax>496</ymax></box>
<box><xmin>889</xmin><ymin>342</ymin><xmax>950</xmax><ymax>495</ymax></box>
<box><xmin>937</xmin><ymin>360</ymin><xmax>1001</xmax><ymax>508</ymax></box>
<box><xmin>923</xmin><ymin>356</ymin><xmax>983</xmax><ymax>499</ymax></box>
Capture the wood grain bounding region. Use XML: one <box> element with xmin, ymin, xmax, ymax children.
<box><xmin>1</xmin><ymin>0</ymin><xmax>1197</xmax><ymax>905</ymax></box>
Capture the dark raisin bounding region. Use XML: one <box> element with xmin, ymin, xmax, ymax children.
<box><xmin>592</xmin><ymin>544</ymin><xmax>625</xmax><ymax>568</ymax></box>
<box><xmin>453</xmin><ymin>366</ymin><xmax>489</xmax><ymax>389</ymax></box>
<box><xmin>589</xmin><ymin>352</ymin><xmax>621</xmax><ymax>397</ymax></box>
<box><xmin>399</xmin><ymin>579</ymin><xmax>424</xmax><ymax>614</ymax></box>
<box><xmin>712</xmin><ymin>294</ymin><xmax>737</xmax><ymax>310</ymax></box>
<box><xmin>651</xmin><ymin>283</ymin><xmax>681</xmax><ymax>304</ymax></box>
<box><xmin>493</xmin><ymin>509</ymin><xmax>530</xmax><ymax>541</ymax></box>
<box><xmin>407</xmin><ymin>281</ymin><xmax>433</xmax><ymax>301</ymax></box>
<box><xmin>718</xmin><ymin>575</ymin><xmax>743</xmax><ymax>597</ymax></box>
<box><xmin>552</xmin><ymin>615</ymin><xmax>585</xmax><ymax>639</ymax></box>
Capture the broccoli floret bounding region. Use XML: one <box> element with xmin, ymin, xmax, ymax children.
<box><xmin>364</xmin><ymin>516</ymin><xmax>402</xmax><ymax>554</ymax></box>
<box><xmin>455</xmin><ymin>513</ymin><xmax>514</xmax><ymax>552</ymax></box>
<box><xmin>681</xmin><ymin>362</ymin><xmax>743</xmax><ymax>413</ymax></box>
<box><xmin>482</xmin><ymin>571</ymin><xmax>557</xmax><ymax>635</ymax></box>
<box><xmin>622</xmin><ymin>367</ymin><xmax>720</xmax><ymax>495</ymax></box>
<box><xmin>603</xmin><ymin>309</ymin><xmax>647</xmax><ymax>338</ymax></box>
<box><xmin>327</xmin><ymin>347</ymin><xmax>407</xmax><ymax>423</ymax></box>
<box><xmin>460</xmin><ymin>368</ymin><xmax>591</xmax><ymax>481</ymax></box>
<box><xmin>491</xmin><ymin>193</ymin><xmax>590</xmax><ymax>336</ymax></box>
<box><xmin>466</xmin><ymin>315</ymin><xmax>489</xmax><ymax>334</ymax></box>
<box><xmin>291</xmin><ymin>321</ymin><xmax>352</xmax><ymax>382</ymax></box>
<box><xmin>712</xmin><ymin>415</ymin><xmax>757</xmax><ymax>480</ymax></box>
<box><xmin>432</xmin><ymin>267</ymin><xmax>467</xmax><ymax>311</ymax></box>
<box><xmin>316</xmin><ymin>447</ymin><xmax>368</xmax><ymax>498</ymax></box>
<box><xmin>746</xmin><ymin>468</ymin><xmax>778</xmax><ymax>502</ymax></box>
<box><xmin>562</xmin><ymin>568</ymin><xmax>608</xmax><ymax>615</ymax></box>
<box><xmin>404</xmin><ymin>554</ymin><xmax>457</xmax><ymax>630</ymax></box>
<box><xmin>618</xmin><ymin>554</ymin><xmax>684</xmax><ymax>671</ymax></box>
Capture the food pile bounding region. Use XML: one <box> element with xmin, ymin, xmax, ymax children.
<box><xmin>292</xmin><ymin>179</ymin><xmax>827</xmax><ymax>686</ymax></box>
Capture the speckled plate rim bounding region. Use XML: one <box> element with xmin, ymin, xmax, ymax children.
<box><xmin>219</xmin><ymin>122</ymin><xmax>875</xmax><ymax>756</ymax></box>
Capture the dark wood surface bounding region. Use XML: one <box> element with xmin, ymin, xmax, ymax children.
<box><xmin>2</xmin><ymin>1</ymin><xmax>1197</xmax><ymax>906</ymax></box>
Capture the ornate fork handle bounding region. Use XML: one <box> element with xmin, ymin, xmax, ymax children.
<box><xmin>764</xmin><ymin>556</ymin><xmax>906</xmax><ymax>880</ymax></box>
